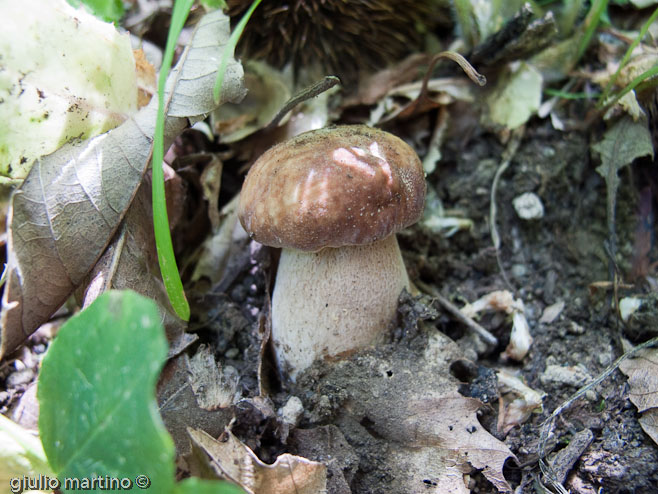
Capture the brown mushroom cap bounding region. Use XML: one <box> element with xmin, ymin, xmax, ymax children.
<box><xmin>238</xmin><ymin>125</ymin><xmax>426</xmax><ymax>251</ymax></box>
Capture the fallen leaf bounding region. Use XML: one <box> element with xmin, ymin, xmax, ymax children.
<box><xmin>619</xmin><ymin>347</ymin><xmax>658</xmax><ymax>413</ymax></box>
<box><xmin>80</xmin><ymin>178</ymin><xmax>195</xmax><ymax>357</ymax></box>
<box><xmin>189</xmin><ymin>428</ymin><xmax>327</xmax><ymax>494</ymax></box>
<box><xmin>486</xmin><ymin>61</ymin><xmax>543</xmax><ymax>130</ymax></box>
<box><xmin>212</xmin><ymin>60</ymin><xmax>292</xmax><ymax>143</ymax></box>
<box><xmin>592</xmin><ymin>116</ymin><xmax>654</xmax><ymax>220</ymax></box>
<box><xmin>0</xmin><ymin>0</ymin><xmax>138</xmax><ymax>181</ymax></box>
<box><xmin>0</xmin><ymin>9</ymin><xmax>247</xmax><ymax>358</ymax></box>
<box><xmin>618</xmin><ymin>346</ymin><xmax>658</xmax><ymax>444</ymax></box>
<box><xmin>496</xmin><ymin>369</ymin><xmax>545</xmax><ymax>434</ymax></box>
<box><xmin>296</xmin><ymin>332</ymin><xmax>515</xmax><ymax>493</ymax></box>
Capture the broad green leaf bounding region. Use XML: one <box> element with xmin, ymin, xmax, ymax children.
<box><xmin>38</xmin><ymin>291</ymin><xmax>174</xmax><ymax>493</ymax></box>
<box><xmin>486</xmin><ymin>62</ymin><xmax>542</xmax><ymax>130</ymax></box>
<box><xmin>0</xmin><ymin>414</ymin><xmax>53</xmax><ymax>488</ymax></box>
<box><xmin>0</xmin><ymin>0</ymin><xmax>137</xmax><ymax>182</ymax></box>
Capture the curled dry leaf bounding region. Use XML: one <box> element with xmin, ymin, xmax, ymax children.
<box><xmin>460</xmin><ymin>290</ymin><xmax>533</xmax><ymax>360</ymax></box>
<box><xmin>619</xmin><ymin>346</ymin><xmax>658</xmax><ymax>445</ymax></box>
<box><xmin>0</xmin><ymin>9</ymin><xmax>247</xmax><ymax>358</ymax></box>
<box><xmin>497</xmin><ymin>369</ymin><xmax>545</xmax><ymax>434</ymax></box>
<box><xmin>157</xmin><ymin>353</ymin><xmax>233</xmax><ymax>456</ymax></box>
<box><xmin>188</xmin><ymin>428</ymin><xmax>327</xmax><ymax>494</ymax></box>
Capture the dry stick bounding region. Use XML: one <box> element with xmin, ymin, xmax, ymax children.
<box><xmin>415</xmin><ymin>279</ymin><xmax>498</xmax><ymax>346</ymax></box>
<box><xmin>489</xmin><ymin>126</ymin><xmax>525</xmax><ymax>293</ymax></box>
<box><xmin>265</xmin><ymin>76</ymin><xmax>341</xmax><ymax>131</ymax></box>
<box><xmin>538</xmin><ymin>335</ymin><xmax>658</xmax><ymax>493</ymax></box>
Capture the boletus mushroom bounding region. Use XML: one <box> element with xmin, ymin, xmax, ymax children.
<box><xmin>238</xmin><ymin>125</ymin><xmax>425</xmax><ymax>380</ymax></box>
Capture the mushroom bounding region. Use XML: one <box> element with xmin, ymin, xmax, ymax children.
<box><xmin>238</xmin><ymin>125</ymin><xmax>425</xmax><ymax>380</ymax></box>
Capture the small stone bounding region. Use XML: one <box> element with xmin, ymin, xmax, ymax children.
<box><xmin>540</xmin><ymin>363</ymin><xmax>591</xmax><ymax>387</ymax></box>
<box><xmin>511</xmin><ymin>263</ymin><xmax>528</xmax><ymax>278</ymax></box>
<box><xmin>568</xmin><ymin>321</ymin><xmax>585</xmax><ymax>335</ymax></box>
<box><xmin>6</xmin><ymin>367</ymin><xmax>35</xmax><ymax>388</ymax></box>
<box><xmin>279</xmin><ymin>396</ymin><xmax>304</xmax><ymax>426</ymax></box>
<box><xmin>224</xmin><ymin>348</ymin><xmax>239</xmax><ymax>359</ymax></box>
<box><xmin>513</xmin><ymin>192</ymin><xmax>545</xmax><ymax>220</ymax></box>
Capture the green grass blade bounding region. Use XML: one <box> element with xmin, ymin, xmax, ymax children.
<box><xmin>213</xmin><ymin>0</ymin><xmax>262</xmax><ymax>103</ymax></box>
<box><xmin>576</xmin><ymin>0</ymin><xmax>608</xmax><ymax>62</ymax></box>
<box><xmin>603</xmin><ymin>64</ymin><xmax>658</xmax><ymax>109</ymax></box>
<box><xmin>600</xmin><ymin>6</ymin><xmax>658</xmax><ymax>103</ymax></box>
<box><xmin>152</xmin><ymin>0</ymin><xmax>195</xmax><ymax>321</ymax></box>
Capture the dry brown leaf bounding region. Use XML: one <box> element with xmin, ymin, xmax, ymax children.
<box><xmin>0</xmin><ymin>10</ymin><xmax>246</xmax><ymax>358</ymax></box>
<box><xmin>188</xmin><ymin>428</ymin><xmax>327</xmax><ymax>494</ymax></box>
<box><xmin>79</xmin><ymin>177</ymin><xmax>195</xmax><ymax>357</ymax></box>
<box><xmin>619</xmin><ymin>346</ymin><xmax>658</xmax><ymax>445</ymax></box>
<box><xmin>134</xmin><ymin>48</ymin><xmax>156</xmax><ymax>108</ymax></box>
<box><xmin>295</xmin><ymin>332</ymin><xmax>514</xmax><ymax>493</ymax></box>
<box><xmin>371</xmin><ymin>396</ymin><xmax>513</xmax><ymax>493</ymax></box>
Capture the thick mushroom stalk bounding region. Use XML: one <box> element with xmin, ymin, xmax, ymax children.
<box><xmin>273</xmin><ymin>235</ymin><xmax>409</xmax><ymax>378</ymax></box>
<box><xmin>238</xmin><ymin>125</ymin><xmax>425</xmax><ymax>381</ymax></box>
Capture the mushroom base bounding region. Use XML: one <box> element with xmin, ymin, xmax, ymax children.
<box><xmin>271</xmin><ymin>234</ymin><xmax>410</xmax><ymax>380</ymax></box>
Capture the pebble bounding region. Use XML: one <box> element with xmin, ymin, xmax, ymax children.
<box><xmin>540</xmin><ymin>363</ymin><xmax>592</xmax><ymax>387</ymax></box>
<box><xmin>513</xmin><ymin>192</ymin><xmax>545</xmax><ymax>220</ymax></box>
<box><xmin>279</xmin><ymin>396</ymin><xmax>304</xmax><ymax>426</ymax></box>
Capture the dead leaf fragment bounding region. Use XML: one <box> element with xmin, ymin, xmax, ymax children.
<box><xmin>497</xmin><ymin>369</ymin><xmax>545</xmax><ymax>434</ymax></box>
<box><xmin>188</xmin><ymin>428</ymin><xmax>327</xmax><ymax>494</ymax></box>
<box><xmin>298</xmin><ymin>332</ymin><xmax>515</xmax><ymax>493</ymax></box>
<box><xmin>619</xmin><ymin>347</ymin><xmax>658</xmax><ymax>414</ymax></box>
<box><xmin>189</xmin><ymin>344</ymin><xmax>239</xmax><ymax>410</ymax></box>
<box><xmin>157</xmin><ymin>354</ymin><xmax>233</xmax><ymax>455</ymax></box>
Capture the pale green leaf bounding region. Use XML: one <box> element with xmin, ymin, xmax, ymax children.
<box><xmin>0</xmin><ymin>414</ymin><xmax>53</xmax><ymax>489</ymax></box>
<box><xmin>0</xmin><ymin>0</ymin><xmax>137</xmax><ymax>181</ymax></box>
<box><xmin>487</xmin><ymin>62</ymin><xmax>543</xmax><ymax>129</ymax></box>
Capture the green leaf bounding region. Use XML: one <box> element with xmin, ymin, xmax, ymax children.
<box><xmin>0</xmin><ymin>414</ymin><xmax>53</xmax><ymax>486</ymax></box>
<box><xmin>174</xmin><ymin>477</ymin><xmax>245</xmax><ymax>494</ymax></box>
<box><xmin>67</xmin><ymin>0</ymin><xmax>125</xmax><ymax>23</ymax></box>
<box><xmin>38</xmin><ymin>291</ymin><xmax>174</xmax><ymax>493</ymax></box>
<box><xmin>0</xmin><ymin>0</ymin><xmax>137</xmax><ymax>182</ymax></box>
<box><xmin>200</xmin><ymin>0</ymin><xmax>227</xmax><ymax>9</ymax></box>
<box><xmin>592</xmin><ymin>116</ymin><xmax>654</xmax><ymax>192</ymax></box>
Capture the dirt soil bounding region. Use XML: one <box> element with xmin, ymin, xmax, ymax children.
<box><xmin>187</xmin><ymin>116</ymin><xmax>658</xmax><ymax>492</ymax></box>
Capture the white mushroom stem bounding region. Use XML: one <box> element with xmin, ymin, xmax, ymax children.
<box><xmin>271</xmin><ymin>234</ymin><xmax>409</xmax><ymax>380</ymax></box>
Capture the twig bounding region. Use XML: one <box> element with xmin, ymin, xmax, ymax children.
<box><xmin>490</xmin><ymin>126</ymin><xmax>525</xmax><ymax>293</ymax></box>
<box><xmin>415</xmin><ymin>279</ymin><xmax>498</xmax><ymax>346</ymax></box>
<box><xmin>265</xmin><ymin>76</ymin><xmax>341</xmax><ymax>131</ymax></box>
